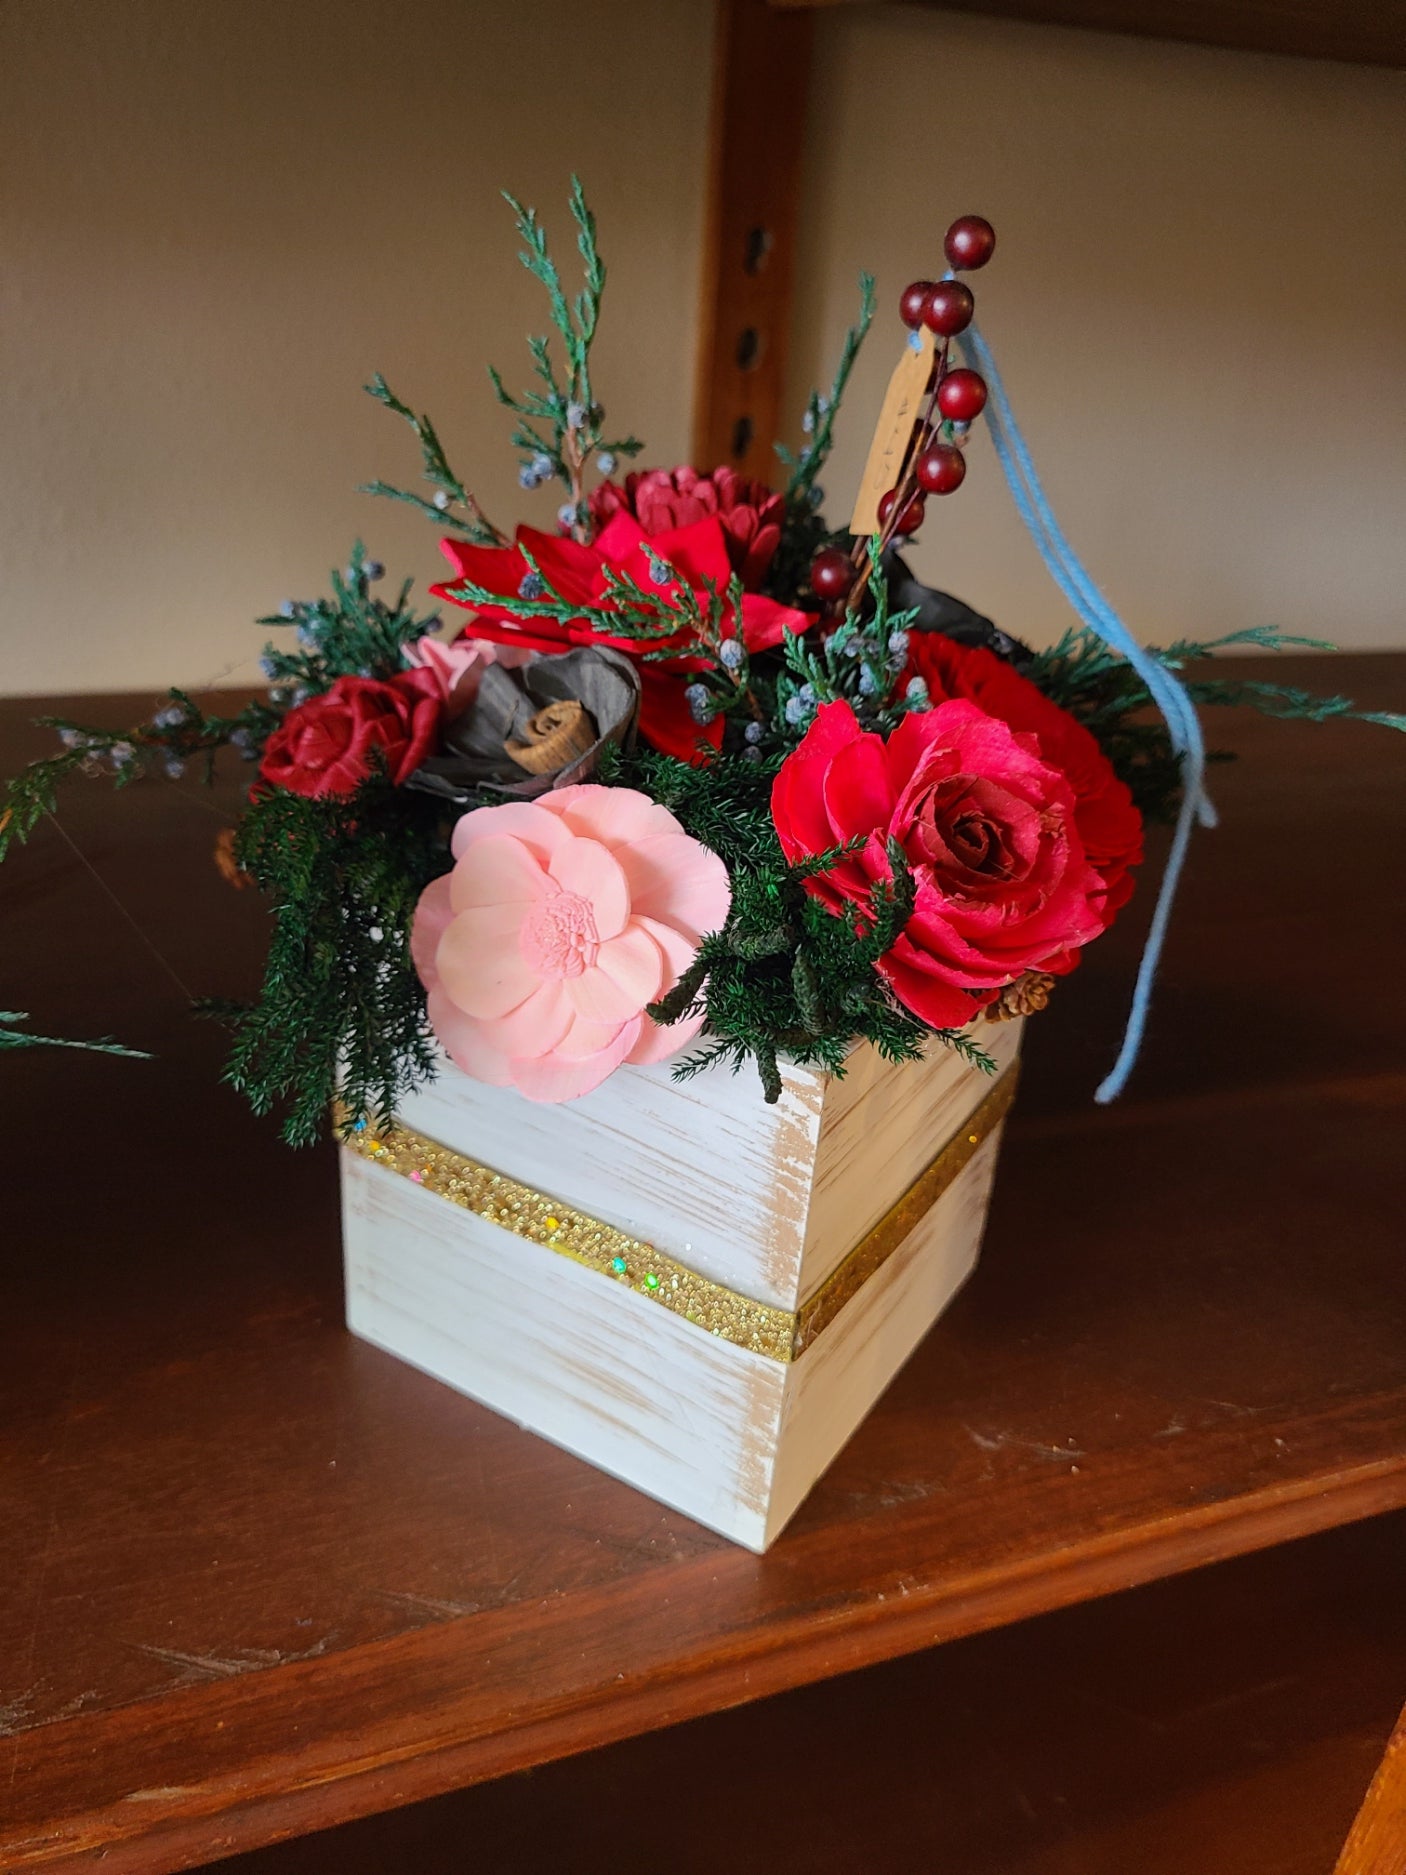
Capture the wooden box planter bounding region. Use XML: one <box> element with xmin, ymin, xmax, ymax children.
<box><xmin>339</xmin><ymin>1018</ymin><xmax>1023</xmax><ymax>1552</ymax></box>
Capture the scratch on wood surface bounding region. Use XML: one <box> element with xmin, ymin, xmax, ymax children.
<box><xmin>376</xmin><ymin>1589</ymin><xmax>487</xmax><ymax>1622</ymax></box>
<box><xmin>0</xmin><ymin>1686</ymin><xmax>97</xmax><ymax>1739</ymax></box>
<box><xmin>841</xmin><ymin>1477</ymin><xmax>945</xmax><ymax>1510</ymax></box>
<box><xmin>876</xmin><ymin>1477</ymin><xmax>944</xmax><ymax>1507</ymax></box>
<box><xmin>965</xmin><ymin>1427</ymin><xmax>1088</xmax><ymax>1461</ymax></box>
<box><xmin>132</xmin><ymin>1636</ymin><xmax>333</xmax><ymax>1685</ymax></box>
<box><xmin>0</xmin><ymin>1692</ymin><xmax>39</xmax><ymax>1738</ymax></box>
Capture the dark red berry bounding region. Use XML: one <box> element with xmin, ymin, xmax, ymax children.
<box><xmin>878</xmin><ymin>487</ymin><xmax>926</xmax><ymax>535</ymax></box>
<box><xmin>914</xmin><ymin>444</ymin><xmax>966</xmax><ymax>496</ymax></box>
<box><xmin>809</xmin><ymin>547</ymin><xmax>855</xmax><ymax>601</ymax></box>
<box><xmin>944</xmin><ymin>215</ymin><xmax>996</xmax><ymax>271</ymax></box>
<box><xmin>922</xmin><ymin>280</ymin><xmax>974</xmax><ymax>337</ymax></box>
<box><xmin>899</xmin><ymin>280</ymin><xmax>937</xmax><ymax>330</ymax></box>
<box><xmin>936</xmin><ymin>368</ymin><xmax>987</xmax><ymax>422</ymax></box>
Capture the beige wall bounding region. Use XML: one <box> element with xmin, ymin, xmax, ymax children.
<box><xmin>0</xmin><ymin>0</ymin><xmax>713</xmax><ymax>695</ymax></box>
<box><xmin>3</xmin><ymin>3</ymin><xmax>1404</xmax><ymax>697</ymax></box>
<box><xmin>786</xmin><ymin>8</ymin><xmax>1406</xmax><ymax>651</ymax></box>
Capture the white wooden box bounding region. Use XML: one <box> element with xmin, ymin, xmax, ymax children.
<box><xmin>339</xmin><ymin>1020</ymin><xmax>1022</xmax><ymax>1552</ymax></box>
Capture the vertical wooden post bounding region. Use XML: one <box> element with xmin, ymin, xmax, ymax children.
<box><xmin>692</xmin><ymin>0</ymin><xmax>814</xmax><ymax>485</ymax></box>
<box><xmin>1336</xmin><ymin>1701</ymin><xmax>1406</xmax><ymax>1875</ymax></box>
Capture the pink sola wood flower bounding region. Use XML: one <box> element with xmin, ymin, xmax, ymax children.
<box><xmin>411</xmin><ymin>785</ymin><xmax>731</xmax><ymax>1103</ymax></box>
<box><xmin>404</xmin><ymin>633</ymin><xmax>534</xmax><ymax>718</ymax></box>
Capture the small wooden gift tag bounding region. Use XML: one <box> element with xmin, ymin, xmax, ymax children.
<box><xmin>849</xmin><ymin>326</ymin><xmax>935</xmax><ymax>537</ymax></box>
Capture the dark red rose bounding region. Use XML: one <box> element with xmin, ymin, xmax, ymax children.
<box><xmin>771</xmin><ymin>699</ymin><xmax>1109</xmax><ymax>1029</ymax></box>
<box><xmin>588</xmin><ymin>465</ymin><xmax>785</xmax><ymax>590</ymax></box>
<box><xmin>905</xmin><ymin>633</ymin><xmax>1144</xmax><ymax>920</ymax></box>
<box><xmin>431</xmin><ymin>511</ymin><xmax>806</xmax><ymax>764</ymax></box>
<box><xmin>258</xmin><ymin>670</ymin><xmax>442</xmax><ymax>799</ymax></box>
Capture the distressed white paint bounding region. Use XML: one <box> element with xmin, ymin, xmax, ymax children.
<box><xmin>343</xmin><ymin>1027</ymin><xmax>1020</xmax><ymax>1551</ymax></box>
<box><xmin>803</xmin><ymin>1019</ymin><xmax>1022</xmax><ymax>1301</ymax></box>
<box><xmin>394</xmin><ymin>1022</ymin><xmax>1020</xmax><ymax>1312</ymax></box>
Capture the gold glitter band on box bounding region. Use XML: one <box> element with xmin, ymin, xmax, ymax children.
<box><xmin>336</xmin><ymin>1063</ymin><xmax>1018</xmax><ymax>1366</ymax></box>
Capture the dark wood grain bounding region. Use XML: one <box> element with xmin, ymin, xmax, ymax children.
<box><xmin>777</xmin><ymin>0</ymin><xmax>1406</xmax><ymax>69</ymax></box>
<box><xmin>226</xmin><ymin>1513</ymin><xmax>1406</xmax><ymax>1875</ymax></box>
<box><xmin>2</xmin><ymin>655</ymin><xmax>1404</xmax><ymax>1872</ymax></box>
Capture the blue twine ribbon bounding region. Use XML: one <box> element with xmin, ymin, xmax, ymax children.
<box><xmin>953</xmin><ymin>315</ymin><xmax>1215</xmax><ymax>1102</ymax></box>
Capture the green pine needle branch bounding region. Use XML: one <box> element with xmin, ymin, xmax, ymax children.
<box><xmin>609</xmin><ymin>744</ymin><xmax>994</xmax><ymax>1102</ymax></box>
<box><xmin>201</xmin><ymin>771</ymin><xmax>449</xmax><ymax>1146</ymax></box>
<box><xmin>0</xmin><ymin>1012</ymin><xmax>150</xmax><ymax>1058</ymax></box>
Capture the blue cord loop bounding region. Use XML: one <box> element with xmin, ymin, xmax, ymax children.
<box><xmin>952</xmin><ymin>314</ymin><xmax>1214</xmax><ymax>1102</ymax></box>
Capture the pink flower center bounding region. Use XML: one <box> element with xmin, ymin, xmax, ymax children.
<box><xmin>519</xmin><ymin>886</ymin><xmax>600</xmax><ymax>978</ymax></box>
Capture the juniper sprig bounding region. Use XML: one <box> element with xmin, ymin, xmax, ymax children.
<box><xmin>360</xmin><ymin>376</ymin><xmax>507</xmax><ymax>545</ymax></box>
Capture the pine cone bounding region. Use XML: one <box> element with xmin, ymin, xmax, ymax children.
<box><xmin>983</xmin><ymin>971</ymin><xmax>1056</xmax><ymax>1022</ymax></box>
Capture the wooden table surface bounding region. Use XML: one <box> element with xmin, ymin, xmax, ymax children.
<box><xmin>3</xmin><ymin>655</ymin><xmax>1404</xmax><ymax>1873</ymax></box>
<box><xmin>223</xmin><ymin>1513</ymin><xmax>1406</xmax><ymax>1875</ymax></box>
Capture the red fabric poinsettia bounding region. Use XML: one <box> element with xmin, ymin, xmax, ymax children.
<box><xmin>588</xmin><ymin>466</ymin><xmax>785</xmax><ymax>590</ymax></box>
<box><xmin>431</xmin><ymin>511</ymin><xmax>807</xmax><ymax>762</ymax></box>
<box><xmin>771</xmin><ymin>698</ymin><xmax>1113</xmax><ymax>1030</ymax></box>
<box><xmin>904</xmin><ymin>633</ymin><xmax>1144</xmax><ymax>919</ymax></box>
<box><xmin>258</xmin><ymin>670</ymin><xmax>441</xmax><ymax>799</ymax></box>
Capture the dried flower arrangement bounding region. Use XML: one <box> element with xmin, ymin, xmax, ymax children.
<box><xmin>3</xmin><ymin>182</ymin><xmax>1399</xmax><ymax>1144</ymax></box>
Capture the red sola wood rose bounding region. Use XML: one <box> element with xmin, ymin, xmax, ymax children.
<box><xmin>771</xmin><ymin>698</ymin><xmax>1117</xmax><ymax>1029</ymax></box>
<box><xmin>258</xmin><ymin>670</ymin><xmax>442</xmax><ymax>799</ymax></box>
<box><xmin>904</xmin><ymin>633</ymin><xmax>1144</xmax><ymax>916</ymax></box>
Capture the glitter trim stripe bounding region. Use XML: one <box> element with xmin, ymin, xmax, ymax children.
<box><xmin>337</xmin><ymin>1064</ymin><xmax>1018</xmax><ymax>1365</ymax></box>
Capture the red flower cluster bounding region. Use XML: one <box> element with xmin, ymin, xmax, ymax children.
<box><xmin>258</xmin><ymin>670</ymin><xmax>441</xmax><ymax>799</ymax></box>
<box><xmin>589</xmin><ymin>466</ymin><xmax>784</xmax><ymax>590</ymax></box>
<box><xmin>433</xmin><ymin>505</ymin><xmax>807</xmax><ymax>763</ymax></box>
<box><xmin>904</xmin><ymin>633</ymin><xmax>1144</xmax><ymax>917</ymax></box>
<box><xmin>771</xmin><ymin>641</ymin><xmax>1144</xmax><ymax>1029</ymax></box>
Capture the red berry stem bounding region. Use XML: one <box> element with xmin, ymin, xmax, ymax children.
<box><xmin>843</xmin><ymin>221</ymin><xmax>995</xmax><ymax>618</ymax></box>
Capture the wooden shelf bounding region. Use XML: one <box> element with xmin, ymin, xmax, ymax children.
<box><xmin>224</xmin><ymin>1515</ymin><xmax>1406</xmax><ymax>1874</ymax></box>
<box><xmin>775</xmin><ymin>0</ymin><xmax>1406</xmax><ymax>69</ymax></box>
<box><xmin>2</xmin><ymin>653</ymin><xmax>1404</xmax><ymax>1873</ymax></box>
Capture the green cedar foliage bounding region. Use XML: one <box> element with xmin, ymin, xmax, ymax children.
<box><xmin>0</xmin><ymin>548</ymin><xmax>433</xmax><ymax>865</ymax></box>
<box><xmin>204</xmin><ymin>773</ymin><xmax>449</xmax><ymax>1147</ymax></box>
<box><xmin>0</xmin><ymin>690</ymin><xmax>276</xmax><ymax>863</ymax></box>
<box><xmin>360</xmin><ymin>376</ymin><xmax>507</xmax><ymax>543</ymax></box>
<box><xmin>490</xmin><ymin>178</ymin><xmax>644</xmax><ymax>498</ymax></box>
<box><xmin>766</xmin><ymin>273</ymin><xmax>877</xmax><ymax>608</ymax></box>
<box><xmin>365</xmin><ymin>179</ymin><xmax>642</xmax><ymax>540</ymax></box>
<box><xmin>778</xmin><ymin>273</ymin><xmax>877</xmax><ymax>505</ymax></box>
<box><xmin>1021</xmin><ymin>623</ymin><xmax>1406</xmax><ymax>823</ymax></box>
<box><xmin>0</xmin><ymin>549</ymin><xmax>445</xmax><ymax>1143</ymax></box>
<box><xmin>601</xmin><ymin>744</ymin><xmax>995</xmax><ymax>1101</ymax></box>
